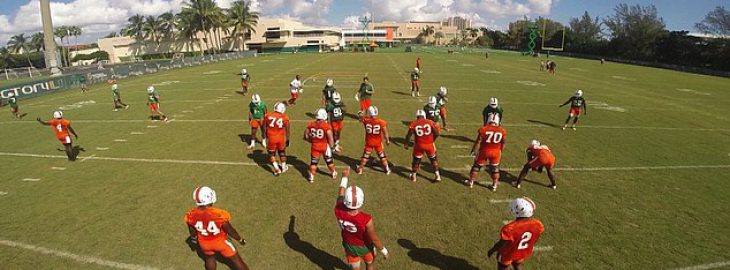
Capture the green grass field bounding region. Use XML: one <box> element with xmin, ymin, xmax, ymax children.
<box><xmin>1</xmin><ymin>49</ymin><xmax>729</xmax><ymax>270</ymax></box>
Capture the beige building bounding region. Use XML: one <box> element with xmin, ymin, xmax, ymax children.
<box><xmin>368</xmin><ymin>21</ymin><xmax>460</xmax><ymax>44</ymax></box>
<box><xmin>443</xmin><ymin>16</ymin><xmax>472</xmax><ymax>30</ymax></box>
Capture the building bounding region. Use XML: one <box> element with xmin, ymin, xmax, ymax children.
<box><xmin>368</xmin><ymin>21</ymin><xmax>460</xmax><ymax>44</ymax></box>
<box><xmin>443</xmin><ymin>16</ymin><xmax>472</xmax><ymax>30</ymax></box>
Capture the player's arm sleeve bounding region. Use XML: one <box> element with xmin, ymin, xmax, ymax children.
<box><xmin>500</xmin><ymin>226</ymin><xmax>514</xmax><ymax>241</ymax></box>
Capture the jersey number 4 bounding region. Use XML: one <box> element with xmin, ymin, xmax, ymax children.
<box><xmin>414</xmin><ymin>124</ymin><xmax>432</xmax><ymax>136</ymax></box>
<box><xmin>268</xmin><ymin>117</ymin><xmax>284</xmax><ymax>128</ymax></box>
<box><xmin>483</xmin><ymin>131</ymin><xmax>503</xmax><ymax>143</ymax></box>
<box><xmin>194</xmin><ymin>221</ymin><xmax>221</xmax><ymax>236</ymax></box>
<box><xmin>518</xmin><ymin>232</ymin><xmax>532</xmax><ymax>250</ymax></box>
<box><xmin>55</xmin><ymin>124</ymin><xmax>64</xmax><ymax>132</ymax></box>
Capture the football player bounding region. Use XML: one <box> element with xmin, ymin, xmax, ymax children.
<box><xmin>514</xmin><ymin>140</ymin><xmax>557</xmax><ymax>189</ymax></box>
<box><xmin>185</xmin><ymin>186</ymin><xmax>250</xmax><ymax>270</ymax></box>
<box><xmin>326</xmin><ymin>92</ymin><xmax>346</xmax><ymax>152</ymax></box>
<box><xmin>424</xmin><ymin>96</ymin><xmax>442</xmax><ymax>128</ymax></box>
<box><xmin>247</xmin><ymin>94</ymin><xmax>267</xmax><ymax>149</ymax></box>
<box><xmin>146</xmin><ymin>86</ymin><xmax>168</xmax><ymax>121</ymax></box>
<box><xmin>404</xmin><ymin>109</ymin><xmax>441</xmax><ymax>182</ymax></box>
<box><xmin>287</xmin><ymin>75</ymin><xmax>303</xmax><ymax>105</ymax></box>
<box><xmin>559</xmin><ymin>89</ymin><xmax>587</xmax><ymax>130</ymax></box>
<box><xmin>482</xmin><ymin>97</ymin><xmax>503</xmax><ymax>126</ymax></box>
<box><xmin>4</xmin><ymin>92</ymin><xmax>21</xmax><ymax>119</ymax></box>
<box><xmin>304</xmin><ymin>108</ymin><xmax>337</xmax><ymax>182</ymax></box>
<box><xmin>37</xmin><ymin>111</ymin><xmax>79</xmax><ymax>161</ymax></box>
<box><xmin>411</xmin><ymin>67</ymin><xmax>421</xmax><ymax>97</ymax></box>
<box><xmin>487</xmin><ymin>197</ymin><xmax>544</xmax><ymax>270</ymax></box>
<box><xmin>416</xmin><ymin>57</ymin><xmax>421</xmax><ymax>69</ymax></box>
<box><xmin>110</xmin><ymin>80</ymin><xmax>129</xmax><ymax>111</ymax></box>
<box><xmin>435</xmin><ymin>86</ymin><xmax>449</xmax><ymax>130</ymax></box>
<box><xmin>236</xmin><ymin>68</ymin><xmax>251</xmax><ymax>95</ymax></box>
<box><xmin>322</xmin><ymin>78</ymin><xmax>337</xmax><ymax>106</ymax></box>
<box><xmin>467</xmin><ymin>114</ymin><xmax>505</xmax><ymax>191</ymax></box>
<box><xmin>335</xmin><ymin>168</ymin><xmax>389</xmax><ymax>270</ymax></box>
<box><xmin>355</xmin><ymin>77</ymin><xmax>374</xmax><ymax>116</ymax></box>
<box><xmin>356</xmin><ymin>106</ymin><xmax>391</xmax><ymax>175</ymax></box>
<box><xmin>262</xmin><ymin>102</ymin><xmax>290</xmax><ymax>176</ymax></box>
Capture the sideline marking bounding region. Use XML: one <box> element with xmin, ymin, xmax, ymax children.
<box><xmin>0</xmin><ymin>239</ymin><xmax>162</xmax><ymax>270</ymax></box>
<box><xmin>22</xmin><ymin>178</ymin><xmax>41</xmax><ymax>181</ymax></box>
<box><xmin>96</xmin><ymin>147</ymin><xmax>109</xmax><ymax>151</ymax></box>
<box><xmin>114</xmin><ymin>139</ymin><xmax>127</xmax><ymax>142</ymax></box>
<box><xmin>50</xmin><ymin>167</ymin><xmax>66</xmax><ymax>171</ymax></box>
<box><xmin>2</xmin><ymin>152</ymin><xmax>729</xmax><ymax>172</ymax></box>
<box><xmin>130</xmin><ymin>132</ymin><xmax>144</xmax><ymax>135</ymax></box>
<box><xmin>671</xmin><ymin>261</ymin><xmax>730</xmax><ymax>270</ymax></box>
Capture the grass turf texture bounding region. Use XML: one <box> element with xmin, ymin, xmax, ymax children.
<box><xmin>1</xmin><ymin>49</ymin><xmax>729</xmax><ymax>270</ymax></box>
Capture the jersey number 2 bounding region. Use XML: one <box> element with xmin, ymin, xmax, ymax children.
<box><xmin>517</xmin><ymin>232</ymin><xmax>532</xmax><ymax>250</ymax></box>
<box><xmin>194</xmin><ymin>221</ymin><xmax>221</xmax><ymax>236</ymax></box>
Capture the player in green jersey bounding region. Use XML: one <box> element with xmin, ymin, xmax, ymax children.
<box><xmin>322</xmin><ymin>79</ymin><xmax>337</xmax><ymax>106</ymax></box>
<box><xmin>355</xmin><ymin>77</ymin><xmax>374</xmax><ymax>116</ymax></box>
<box><xmin>482</xmin><ymin>97</ymin><xmax>503</xmax><ymax>125</ymax></box>
<box><xmin>424</xmin><ymin>96</ymin><xmax>442</xmax><ymax>125</ymax></box>
<box><xmin>434</xmin><ymin>86</ymin><xmax>449</xmax><ymax>130</ymax></box>
<box><xmin>146</xmin><ymin>86</ymin><xmax>168</xmax><ymax>121</ymax></box>
<box><xmin>411</xmin><ymin>67</ymin><xmax>421</xmax><ymax>97</ymax></box>
<box><xmin>236</xmin><ymin>68</ymin><xmax>251</xmax><ymax>95</ymax></box>
<box><xmin>110</xmin><ymin>80</ymin><xmax>129</xmax><ymax>111</ymax></box>
<box><xmin>79</xmin><ymin>74</ymin><xmax>89</xmax><ymax>93</ymax></box>
<box><xmin>3</xmin><ymin>92</ymin><xmax>22</xmax><ymax>119</ymax></box>
<box><xmin>248</xmin><ymin>94</ymin><xmax>267</xmax><ymax>149</ymax></box>
<box><xmin>326</xmin><ymin>92</ymin><xmax>346</xmax><ymax>152</ymax></box>
<box><xmin>559</xmin><ymin>89</ymin><xmax>587</xmax><ymax>130</ymax></box>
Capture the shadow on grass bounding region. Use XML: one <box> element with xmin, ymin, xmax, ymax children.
<box><xmin>527</xmin><ymin>119</ymin><xmax>562</xmax><ymax>129</ymax></box>
<box><xmin>398</xmin><ymin>239</ymin><xmax>480</xmax><ymax>270</ymax></box>
<box><xmin>440</xmin><ymin>134</ymin><xmax>473</xmax><ymax>143</ymax></box>
<box><xmin>185</xmin><ymin>237</ymin><xmax>239</xmax><ymax>270</ymax></box>
<box><xmin>246</xmin><ymin>149</ymin><xmax>273</xmax><ymax>174</ymax></box>
<box><xmin>343</xmin><ymin>112</ymin><xmax>360</xmax><ymax>120</ymax></box>
<box><xmin>284</xmin><ymin>216</ymin><xmax>348</xmax><ymax>270</ymax></box>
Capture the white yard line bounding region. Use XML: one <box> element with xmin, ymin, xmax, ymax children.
<box><xmin>50</xmin><ymin>167</ymin><xmax>66</xmax><ymax>171</ymax></box>
<box><xmin>0</xmin><ymin>239</ymin><xmax>162</xmax><ymax>270</ymax></box>
<box><xmin>489</xmin><ymin>199</ymin><xmax>512</xmax><ymax>204</ymax></box>
<box><xmin>96</xmin><ymin>147</ymin><xmax>109</xmax><ymax>151</ymax></box>
<box><xmin>0</xmin><ymin>191</ymin><xmax>7</xmax><ymax>195</ymax></box>
<box><xmin>130</xmin><ymin>132</ymin><xmax>145</xmax><ymax>135</ymax></box>
<box><xmin>450</xmin><ymin>145</ymin><xmax>470</xmax><ymax>149</ymax></box>
<box><xmin>146</xmin><ymin>125</ymin><xmax>158</xmax><ymax>128</ymax></box>
<box><xmin>114</xmin><ymin>139</ymin><xmax>127</xmax><ymax>142</ymax></box>
<box><xmin>671</xmin><ymin>261</ymin><xmax>730</xmax><ymax>270</ymax></box>
<box><xmin>22</xmin><ymin>178</ymin><xmax>41</xmax><ymax>181</ymax></box>
<box><xmin>80</xmin><ymin>154</ymin><xmax>96</xmax><ymax>163</ymax></box>
<box><xmin>533</xmin><ymin>246</ymin><xmax>554</xmax><ymax>252</ymax></box>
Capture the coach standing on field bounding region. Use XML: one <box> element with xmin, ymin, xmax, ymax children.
<box><xmin>356</xmin><ymin>77</ymin><xmax>374</xmax><ymax>116</ymax></box>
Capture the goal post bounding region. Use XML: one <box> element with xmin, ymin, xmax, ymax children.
<box><xmin>540</xmin><ymin>20</ymin><xmax>566</xmax><ymax>52</ymax></box>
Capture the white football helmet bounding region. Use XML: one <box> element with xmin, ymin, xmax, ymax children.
<box><xmin>326</xmin><ymin>78</ymin><xmax>334</xmax><ymax>87</ymax></box>
<box><xmin>509</xmin><ymin>196</ymin><xmax>536</xmax><ymax>218</ymax></box>
<box><xmin>489</xmin><ymin>97</ymin><xmax>499</xmax><ymax>108</ymax></box>
<box><xmin>438</xmin><ymin>86</ymin><xmax>447</xmax><ymax>96</ymax></box>
<box><xmin>147</xmin><ymin>86</ymin><xmax>155</xmax><ymax>93</ymax></box>
<box><xmin>193</xmin><ymin>186</ymin><xmax>217</xmax><ymax>206</ymax></box>
<box><xmin>575</xmin><ymin>89</ymin><xmax>583</xmax><ymax>97</ymax></box>
<box><xmin>7</xmin><ymin>92</ymin><xmax>15</xmax><ymax>97</ymax></box>
<box><xmin>367</xmin><ymin>105</ymin><xmax>379</xmax><ymax>117</ymax></box>
<box><xmin>529</xmin><ymin>139</ymin><xmax>541</xmax><ymax>149</ymax></box>
<box><xmin>344</xmin><ymin>185</ymin><xmax>364</xmax><ymax>209</ymax></box>
<box><xmin>414</xmin><ymin>67</ymin><xmax>419</xmax><ymax>73</ymax></box>
<box><xmin>487</xmin><ymin>114</ymin><xmax>500</xmax><ymax>124</ymax></box>
<box><xmin>53</xmin><ymin>111</ymin><xmax>63</xmax><ymax>119</ymax></box>
<box><xmin>241</xmin><ymin>68</ymin><xmax>247</xmax><ymax>74</ymax></box>
<box><xmin>274</xmin><ymin>102</ymin><xmax>287</xmax><ymax>113</ymax></box>
<box><xmin>252</xmin><ymin>94</ymin><xmax>261</xmax><ymax>105</ymax></box>
<box><xmin>415</xmin><ymin>109</ymin><xmax>426</xmax><ymax>118</ymax></box>
<box><xmin>332</xmin><ymin>92</ymin><xmax>342</xmax><ymax>103</ymax></box>
<box><xmin>316</xmin><ymin>108</ymin><xmax>328</xmax><ymax>120</ymax></box>
<box><xmin>428</xmin><ymin>96</ymin><xmax>437</xmax><ymax>108</ymax></box>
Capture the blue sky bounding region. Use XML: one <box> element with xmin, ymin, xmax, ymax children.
<box><xmin>0</xmin><ymin>0</ymin><xmax>726</xmax><ymax>45</ymax></box>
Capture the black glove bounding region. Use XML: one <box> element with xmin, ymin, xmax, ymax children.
<box><xmin>286</xmin><ymin>140</ymin><xmax>290</xmax><ymax>147</ymax></box>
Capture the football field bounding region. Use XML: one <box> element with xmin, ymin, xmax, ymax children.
<box><xmin>1</xmin><ymin>49</ymin><xmax>729</xmax><ymax>270</ymax></box>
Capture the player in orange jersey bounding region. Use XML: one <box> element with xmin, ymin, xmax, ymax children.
<box><xmin>37</xmin><ymin>111</ymin><xmax>79</xmax><ymax>161</ymax></box>
<box><xmin>304</xmin><ymin>108</ymin><xmax>337</xmax><ymax>182</ymax></box>
<box><xmin>514</xmin><ymin>140</ymin><xmax>557</xmax><ymax>189</ymax></box>
<box><xmin>467</xmin><ymin>114</ymin><xmax>506</xmax><ymax>191</ymax></box>
<box><xmin>335</xmin><ymin>168</ymin><xmax>389</xmax><ymax>270</ymax></box>
<box><xmin>404</xmin><ymin>109</ymin><xmax>441</xmax><ymax>182</ymax></box>
<box><xmin>356</xmin><ymin>106</ymin><xmax>391</xmax><ymax>175</ymax></box>
<box><xmin>488</xmin><ymin>197</ymin><xmax>544</xmax><ymax>270</ymax></box>
<box><xmin>185</xmin><ymin>186</ymin><xmax>250</xmax><ymax>270</ymax></box>
<box><xmin>262</xmin><ymin>102</ymin><xmax>291</xmax><ymax>176</ymax></box>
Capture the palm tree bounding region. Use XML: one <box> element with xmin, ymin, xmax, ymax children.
<box><xmin>123</xmin><ymin>14</ymin><xmax>146</xmax><ymax>41</ymax></box>
<box><xmin>158</xmin><ymin>12</ymin><xmax>176</xmax><ymax>41</ymax></box>
<box><xmin>434</xmin><ymin>31</ymin><xmax>445</xmax><ymax>45</ymax></box>
<box><xmin>181</xmin><ymin>0</ymin><xmax>224</xmax><ymax>53</ymax></box>
<box><xmin>0</xmin><ymin>46</ymin><xmax>14</xmax><ymax>69</ymax></box>
<box><xmin>30</xmin><ymin>32</ymin><xmax>45</xmax><ymax>52</ymax></box>
<box><xmin>69</xmin><ymin>26</ymin><xmax>82</xmax><ymax>47</ymax></box>
<box><xmin>468</xmin><ymin>28</ymin><xmax>480</xmax><ymax>44</ymax></box>
<box><xmin>143</xmin><ymin>16</ymin><xmax>163</xmax><ymax>46</ymax></box>
<box><xmin>420</xmin><ymin>25</ymin><xmax>436</xmax><ymax>44</ymax></box>
<box><xmin>54</xmin><ymin>26</ymin><xmax>69</xmax><ymax>66</ymax></box>
<box><xmin>7</xmin><ymin>33</ymin><xmax>34</xmax><ymax>67</ymax></box>
<box><xmin>176</xmin><ymin>12</ymin><xmax>201</xmax><ymax>54</ymax></box>
<box><xmin>227</xmin><ymin>0</ymin><xmax>259</xmax><ymax>51</ymax></box>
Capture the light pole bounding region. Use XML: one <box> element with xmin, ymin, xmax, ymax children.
<box><xmin>40</xmin><ymin>0</ymin><xmax>61</xmax><ymax>75</ymax></box>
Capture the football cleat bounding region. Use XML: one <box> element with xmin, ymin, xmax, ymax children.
<box><xmin>509</xmin><ymin>197</ymin><xmax>536</xmax><ymax>218</ymax></box>
<box><xmin>355</xmin><ymin>166</ymin><xmax>363</xmax><ymax>175</ymax></box>
<box><xmin>428</xmin><ymin>96</ymin><xmax>437</xmax><ymax>108</ymax></box>
<box><xmin>331</xmin><ymin>170</ymin><xmax>338</xmax><ymax>179</ymax></box>
<box><xmin>435</xmin><ymin>171</ymin><xmax>441</xmax><ymax>181</ymax></box>
<box><xmin>274</xmin><ymin>102</ymin><xmax>286</xmax><ymax>113</ymax></box>
<box><xmin>192</xmin><ymin>186</ymin><xmax>217</xmax><ymax>206</ymax></box>
<box><xmin>53</xmin><ymin>111</ymin><xmax>63</xmax><ymax>119</ymax></box>
<box><xmin>273</xmin><ymin>169</ymin><xmax>281</xmax><ymax>176</ymax></box>
<box><xmin>343</xmin><ymin>186</ymin><xmax>364</xmax><ymax>209</ymax></box>
<box><xmin>281</xmin><ymin>164</ymin><xmax>289</xmax><ymax>173</ymax></box>
<box><xmin>464</xmin><ymin>180</ymin><xmax>474</xmax><ymax>188</ymax></box>
<box><xmin>411</xmin><ymin>91</ymin><xmax>415</xmax><ymax>97</ymax></box>
<box><xmin>410</xmin><ymin>173</ymin><xmax>417</xmax><ymax>182</ymax></box>
<box><xmin>367</xmin><ymin>106</ymin><xmax>379</xmax><ymax>117</ymax></box>
<box><xmin>308</xmin><ymin>173</ymin><xmax>314</xmax><ymax>183</ymax></box>
<box><xmin>549</xmin><ymin>184</ymin><xmax>557</xmax><ymax>190</ymax></box>
<box><xmin>315</xmin><ymin>108</ymin><xmax>328</xmax><ymax>120</ymax></box>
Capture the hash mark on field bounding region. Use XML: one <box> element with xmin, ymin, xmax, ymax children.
<box><xmin>130</xmin><ymin>132</ymin><xmax>144</xmax><ymax>135</ymax></box>
<box><xmin>450</xmin><ymin>145</ymin><xmax>470</xmax><ymax>149</ymax></box>
<box><xmin>534</xmin><ymin>246</ymin><xmax>553</xmax><ymax>252</ymax></box>
<box><xmin>114</xmin><ymin>139</ymin><xmax>127</xmax><ymax>142</ymax></box>
<box><xmin>671</xmin><ymin>261</ymin><xmax>730</xmax><ymax>270</ymax></box>
<box><xmin>0</xmin><ymin>191</ymin><xmax>7</xmax><ymax>195</ymax></box>
<box><xmin>22</xmin><ymin>178</ymin><xmax>41</xmax><ymax>181</ymax></box>
<box><xmin>489</xmin><ymin>199</ymin><xmax>511</xmax><ymax>204</ymax></box>
<box><xmin>182</xmin><ymin>110</ymin><xmax>194</xmax><ymax>113</ymax></box>
<box><xmin>0</xmin><ymin>239</ymin><xmax>162</xmax><ymax>270</ymax></box>
<box><xmin>96</xmin><ymin>147</ymin><xmax>109</xmax><ymax>151</ymax></box>
<box><xmin>456</xmin><ymin>155</ymin><xmax>473</xmax><ymax>158</ymax></box>
<box><xmin>50</xmin><ymin>167</ymin><xmax>66</xmax><ymax>171</ymax></box>
<box><xmin>146</xmin><ymin>125</ymin><xmax>158</xmax><ymax>128</ymax></box>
